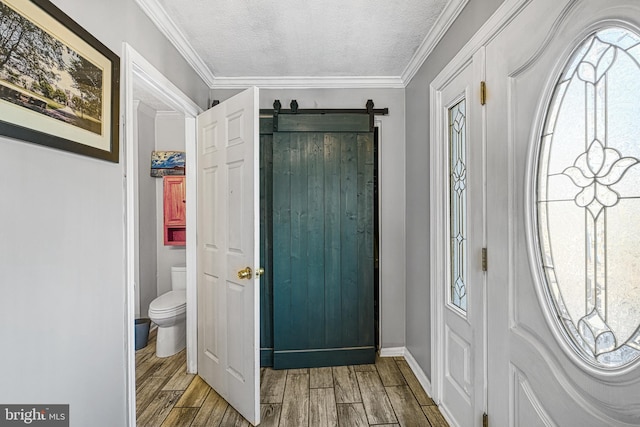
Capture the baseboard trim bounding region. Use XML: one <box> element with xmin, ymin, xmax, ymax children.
<box><xmin>378</xmin><ymin>347</ymin><xmax>406</xmax><ymax>357</ymax></box>
<box><xmin>403</xmin><ymin>348</ymin><xmax>433</xmax><ymax>397</ymax></box>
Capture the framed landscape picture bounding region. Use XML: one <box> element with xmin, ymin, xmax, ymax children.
<box><xmin>151</xmin><ymin>151</ymin><xmax>185</xmax><ymax>177</ymax></box>
<box><xmin>0</xmin><ymin>0</ymin><xmax>120</xmax><ymax>162</ymax></box>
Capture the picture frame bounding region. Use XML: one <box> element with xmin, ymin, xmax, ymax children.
<box><xmin>150</xmin><ymin>151</ymin><xmax>186</xmax><ymax>177</ymax></box>
<box><xmin>0</xmin><ymin>0</ymin><xmax>120</xmax><ymax>162</ymax></box>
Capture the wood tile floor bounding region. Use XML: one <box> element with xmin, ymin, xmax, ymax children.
<box><xmin>136</xmin><ymin>331</ymin><xmax>449</xmax><ymax>426</ymax></box>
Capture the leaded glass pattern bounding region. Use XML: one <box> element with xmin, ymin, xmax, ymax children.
<box><xmin>537</xmin><ymin>27</ymin><xmax>640</xmax><ymax>368</ymax></box>
<box><xmin>450</xmin><ymin>99</ymin><xmax>467</xmax><ymax>312</ymax></box>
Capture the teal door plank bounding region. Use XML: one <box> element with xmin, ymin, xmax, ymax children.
<box><xmin>323</xmin><ymin>134</ymin><xmax>342</xmax><ymax>349</ymax></box>
<box><xmin>306</xmin><ymin>133</ymin><xmax>325</xmax><ymax>350</ymax></box>
<box><xmin>272</xmin><ymin>132</ymin><xmax>293</xmax><ymax>357</ymax></box>
<box><xmin>340</xmin><ymin>133</ymin><xmax>359</xmax><ymax>347</ymax></box>
<box><xmin>288</xmin><ymin>133</ymin><xmax>309</xmax><ymax>350</ymax></box>
<box><xmin>277</xmin><ymin>114</ymin><xmax>370</xmax><ymax>132</ymax></box>
<box><xmin>260</xmin><ymin>126</ymin><xmax>274</xmax><ymax>366</ymax></box>
<box><xmin>273</xmin><ymin>347</ymin><xmax>374</xmax><ymax>369</ymax></box>
<box><xmin>260</xmin><ymin>117</ymin><xmax>274</xmax><ymax>134</ymax></box>
<box><xmin>358</xmin><ymin>133</ymin><xmax>375</xmax><ymax>346</ymax></box>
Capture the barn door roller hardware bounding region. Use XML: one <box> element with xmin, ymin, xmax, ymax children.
<box><xmin>262</xmin><ymin>99</ymin><xmax>389</xmax><ymax>132</ymax></box>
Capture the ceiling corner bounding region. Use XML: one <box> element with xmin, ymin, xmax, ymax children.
<box><xmin>401</xmin><ymin>0</ymin><xmax>470</xmax><ymax>86</ymax></box>
<box><xmin>136</xmin><ymin>0</ymin><xmax>216</xmax><ymax>87</ymax></box>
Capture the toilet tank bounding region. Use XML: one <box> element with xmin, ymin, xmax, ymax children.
<box><xmin>171</xmin><ymin>265</ymin><xmax>187</xmax><ymax>290</ymax></box>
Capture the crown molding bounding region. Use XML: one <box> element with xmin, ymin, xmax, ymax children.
<box><xmin>135</xmin><ymin>0</ymin><xmax>216</xmax><ymax>87</ymax></box>
<box><xmin>211</xmin><ymin>76</ymin><xmax>405</xmax><ymax>89</ymax></box>
<box><xmin>401</xmin><ymin>0</ymin><xmax>469</xmax><ymax>85</ymax></box>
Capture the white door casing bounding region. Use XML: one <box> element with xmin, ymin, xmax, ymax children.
<box><xmin>431</xmin><ymin>49</ymin><xmax>486</xmax><ymax>427</ymax></box>
<box><xmin>197</xmin><ymin>87</ymin><xmax>260</xmax><ymax>425</ymax></box>
<box><xmin>486</xmin><ymin>0</ymin><xmax>640</xmax><ymax>425</ymax></box>
<box><xmin>123</xmin><ymin>43</ymin><xmax>202</xmax><ymax>427</ymax></box>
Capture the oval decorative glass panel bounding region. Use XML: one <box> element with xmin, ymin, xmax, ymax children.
<box><xmin>537</xmin><ymin>27</ymin><xmax>640</xmax><ymax>369</ymax></box>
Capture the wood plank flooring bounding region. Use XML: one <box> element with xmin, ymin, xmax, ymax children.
<box><xmin>136</xmin><ymin>331</ymin><xmax>449</xmax><ymax>426</ymax></box>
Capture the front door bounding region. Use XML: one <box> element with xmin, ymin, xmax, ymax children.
<box><xmin>432</xmin><ymin>49</ymin><xmax>486</xmax><ymax>426</ymax></box>
<box><xmin>196</xmin><ymin>87</ymin><xmax>260</xmax><ymax>425</ymax></box>
<box><xmin>486</xmin><ymin>0</ymin><xmax>640</xmax><ymax>425</ymax></box>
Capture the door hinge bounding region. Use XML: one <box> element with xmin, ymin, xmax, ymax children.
<box><xmin>483</xmin><ymin>412</ymin><xmax>489</xmax><ymax>427</ymax></box>
<box><xmin>480</xmin><ymin>81</ymin><xmax>487</xmax><ymax>105</ymax></box>
<box><xmin>482</xmin><ymin>248</ymin><xmax>488</xmax><ymax>272</ymax></box>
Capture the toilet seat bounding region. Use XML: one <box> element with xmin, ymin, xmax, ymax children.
<box><xmin>149</xmin><ymin>290</ymin><xmax>186</xmax><ymax>318</ymax></box>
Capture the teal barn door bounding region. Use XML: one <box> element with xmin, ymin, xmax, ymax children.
<box><xmin>272</xmin><ymin>114</ymin><xmax>375</xmax><ymax>369</ymax></box>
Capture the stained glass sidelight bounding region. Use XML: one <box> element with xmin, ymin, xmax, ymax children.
<box><xmin>450</xmin><ymin>99</ymin><xmax>467</xmax><ymax>312</ymax></box>
<box><xmin>537</xmin><ymin>27</ymin><xmax>640</xmax><ymax>368</ymax></box>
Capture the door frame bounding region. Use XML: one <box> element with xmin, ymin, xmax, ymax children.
<box><xmin>428</xmin><ymin>0</ymin><xmax>529</xmax><ymax>420</ymax></box>
<box><xmin>430</xmin><ymin>49</ymin><xmax>487</xmax><ymax>426</ymax></box>
<box><xmin>374</xmin><ymin>119</ymin><xmax>383</xmax><ymax>351</ymax></box>
<box><xmin>122</xmin><ymin>43</ymin><xmax>202</xmax><ymax>426</ymax></box>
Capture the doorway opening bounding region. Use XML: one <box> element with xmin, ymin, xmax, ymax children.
<box><xmin>123</xmin><ymin>43</ymin><xmax>202</xmax><ymax>426</ymax></box>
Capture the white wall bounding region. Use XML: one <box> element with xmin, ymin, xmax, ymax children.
<box><xmin>135</xmin><ymin>109</ymin><xmax>186</xmax><ymax>317</ymax></box>
<box><xmin>154</xmin><ymin>112</ymin><xmax>187</xmax><ymax>297</ymax></box>
<box><xmin>211</xmin><ymin>87</ymin><xmax>407</xmax><ymax>349</ymax></box>
<box><xmin>0</xmin><ymin>1</ymin><xmax>208</xmax><ymax>426</ymax></box>
<box><xmin>404</xmin><ymin>0</ymin><xmax>505</xmax><ymax>380</ymax></box>
<box><xmin>137</xmin><ymin>102</ymin><xmax>158</xmax><ymax>318</ymax></box>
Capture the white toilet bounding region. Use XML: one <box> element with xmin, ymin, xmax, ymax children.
<box><xmin>149</xmin><ymin>265</ymin><xmax>186</xmax><ymax>357</ymax></box>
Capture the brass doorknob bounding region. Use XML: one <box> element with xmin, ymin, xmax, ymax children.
<box><xmin>238</xmin><ymin>267</ymin><xmax>252</xmax><ymax>280</ymax></box>
<box><xmin>256</xmin><ymin>268</ymin><xmax>265</xmax><ymax>277</ymax></box>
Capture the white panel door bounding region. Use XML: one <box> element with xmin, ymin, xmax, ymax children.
<box><xmin>197</xmin><ymin>87</ymin><xmax>260</xmax><ymax>425</ymax></box>
<box><xmin>432</xmin><ymin>50</ymin><xmax>486</xmax><ymax>427</ymax></box>
<box><xmin>486</xmin><ymin>1</ymin><xmax>640</xmax><ymax>425</ymax></box>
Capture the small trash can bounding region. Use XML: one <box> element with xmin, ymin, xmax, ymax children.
<box><xmin>135</xmin><ymin>318</ymin><xmax>151</xmax><ymax>350</ymax></box>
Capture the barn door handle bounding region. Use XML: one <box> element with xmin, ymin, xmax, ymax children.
<box><xmin>238</xmin><ymin>267</ymin><xmax>252</xmax><ymax>280</ymax></box>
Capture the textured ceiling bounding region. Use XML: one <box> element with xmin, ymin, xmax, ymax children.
<box><xmin>151</xmin><ymin>0</ymin><xmax>450</xmax><ymax>79</ymax></box>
